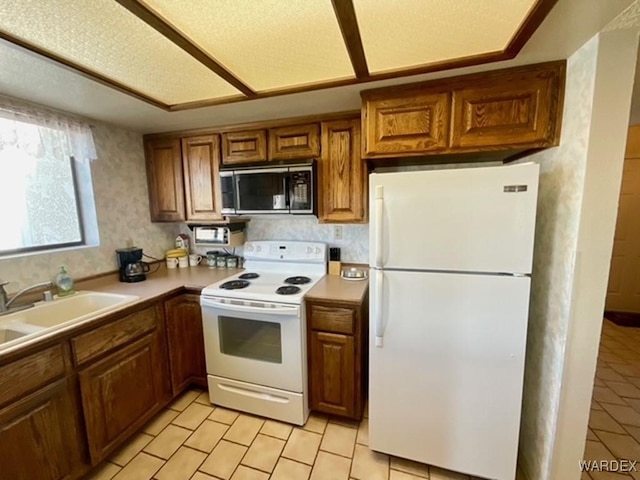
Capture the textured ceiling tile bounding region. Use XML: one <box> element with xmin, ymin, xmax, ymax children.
<box><xmin>353</xmin><ymin>0</ymin><xmax>536</xmax><ymax>73</ymax></box>
<box><xmin>0</xmin><ymin>0</ymin><xmax>242</xmax><ymax>104</ymax></box>
<box><xmin>145</xmin><ymin>0</ymin><xmax>355</xmax><ymax>91</ymax></box>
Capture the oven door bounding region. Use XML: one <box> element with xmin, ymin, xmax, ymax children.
<box><xmin>200</xmin><ymin>296</ymin><xmax>304</xmax><ymax>392</ymax></box>
<box><xmin>234</xmin><ymin>168</ymin><xmax>289</xmax><ymax>214</ymax></box>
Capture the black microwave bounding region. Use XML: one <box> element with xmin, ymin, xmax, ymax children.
<box><xmin>220</xmin><ymin>161</ymin><xmax>316</xmax><ymax>215</ymax></box>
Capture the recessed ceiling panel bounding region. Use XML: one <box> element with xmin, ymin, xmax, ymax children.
<box><xmin>144</xmin><ymin>0</ymin><xmax>355</xmax><ymax>91</ymax></box>
<box><xmin>353</xmin><ymin>0</ymin><xmax>537</xmax><ymax>73</ymax></box>
<box><xmin>0</xmin><ymin>0</ymin><xmax>242</xmax><ymax>105</ymax></box>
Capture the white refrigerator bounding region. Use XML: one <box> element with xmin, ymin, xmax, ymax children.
<box><xmin>369</xmin><ymin>163</ymin><xmax>539</xmax><ymax>480</ymax></box>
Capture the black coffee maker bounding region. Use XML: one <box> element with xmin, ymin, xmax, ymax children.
<box><xmin>116</xmin><ymin>247</ymin><xmax>150</xmax><ymax>283</ymax></box>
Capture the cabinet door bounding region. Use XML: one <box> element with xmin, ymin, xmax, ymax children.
<box><xmin>319</xmin><ymin>119</ymin><xmax>367</xmax><ymax>223</ymax></box>
<box><xmin>269</xmin><ymin>124</ymin><xmax>320</xmax><ymax>160</ymax></box>
<box><xmin>0</xmin><ymin>378</ymin><xmax>85</xmax><ymax>480</ymax></box>
<box><xmin>79</xmin><ymin>332</ymin><xmax>168</xmax><ymax>463</ymax></box>
<box><xmin>309</xmin><ymin>331</ymin><xmax>355</xmax><ymax>418</ymax></box>
<box><xmin>182</xmin><ymin>134</ymin><xmax>224</xmax><ymax>222</ymax></box>
<box><xmin>145</xmin><ymin>138</ymin><xmax>185</xmax><ymax>222</ymax></box>
<box><xmin>221</xmin><ymin>130</ymin><xmax>267</xmax><ymax>164</ymax></box>
<box><xmin>165</xmin><ymin>294</ymin><xmax>207</xmax><ymax>395</ymax></box>
<box><xmin>451</xmin><ymin>65</ymin><xmax>563</xmax><ymax>149</ymax></box>
<box><xmin>362</xmin><ymin>92</ymin><xmax>450</xmax><ymax>157</ymax></box>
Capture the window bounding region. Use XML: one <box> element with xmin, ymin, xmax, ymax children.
<box><xmin>0</xmin><ymin>98</ymin><xmax>97</xmax><ymax>256</ymax></box>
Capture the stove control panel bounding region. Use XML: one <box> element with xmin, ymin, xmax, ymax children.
<box><xmin>244</xmin><ymin>241</ymin><xmax>327</xmax><ymax>263</ymax></box>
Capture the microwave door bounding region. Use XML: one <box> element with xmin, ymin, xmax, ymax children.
<box><xmin>235</xmin><ymin>168</ymin><xmax>290</xmax><ymax>214</ymax></box>
<box><xmin>220</xmin><ymin>171</ymin><xmax>236</xmax><ymax>215</ymax></box>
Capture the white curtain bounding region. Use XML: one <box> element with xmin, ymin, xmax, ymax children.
<box><xmin>0</xmin><ymin>95</ymin><xmax>97</xmax><ymax>163</ymax></box>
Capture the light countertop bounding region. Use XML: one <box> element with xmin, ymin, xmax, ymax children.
<box><xmin>0</xmin><ymin>264</ymin><xmax>368</xmax><ymax>360</ymax></box>
<box><xmin>305</xmin><ymin>274</ymin><xmax>369</xmax><ymax>304</ymax></box>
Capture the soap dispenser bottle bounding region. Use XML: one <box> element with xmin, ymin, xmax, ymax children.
<box><xmin>55</xmin><ymin>265</ymin><xmax>75</xmax><ymax>297</ymax></box>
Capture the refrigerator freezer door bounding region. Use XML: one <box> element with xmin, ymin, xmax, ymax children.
<box><xmin>369</xmin><ymin>163</ymin><xmax>539</xmax><ymax>274</ymax></box>
<box><xmin>369</xmin><ymin>270</ymin><xmax>530</xmax><ymax>480</ymax></box>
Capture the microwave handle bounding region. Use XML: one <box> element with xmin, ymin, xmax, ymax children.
<box><xmin>234</xmin><ymin>175</ymin><xmax>242</xmax><ymax>211</ymax></box>
<box><xmin>284</xmin><ymin>174</ymin><xmax>291</xmax><ymax>209</ymax></box>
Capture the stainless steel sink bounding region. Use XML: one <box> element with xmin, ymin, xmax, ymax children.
<box><xmin>0</xmin><ymin>291</ymin><xmax>139</xmax><ymax>351</ymax></box>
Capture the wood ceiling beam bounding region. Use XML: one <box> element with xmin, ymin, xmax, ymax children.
<box><xmin>505</xmin><ymin>0</ymin><xmax>559</xmax><ymax>56</ymax></box>
<box><xmin>331</xmin><ymin>0</ymin><xmax>369</xmax><ymax>79</ymax></box>
<box><xmin>115</xmin><ymin>0</ymin><xmax>257</xmax><ymax>98</ymax></box>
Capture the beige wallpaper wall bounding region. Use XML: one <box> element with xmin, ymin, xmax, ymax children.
<box><xmin>0</xmin><ymin>120</ymin><xmax>177</xmax><ymax>292</ymax></box>
<box><xmin>516</xmin><ymin>36</ymin><xmax>598</xmax><ymax>479</ymax></box>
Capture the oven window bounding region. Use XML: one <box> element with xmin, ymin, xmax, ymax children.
<box><xmin>218</xmin><ymin>316</ymin><xmax>282</xmax><ymax>363</ymax></box>
<box><xmin>236</xmin><ymin>172</ymin><xmax>288</xmax><ymax>211</ymax></box>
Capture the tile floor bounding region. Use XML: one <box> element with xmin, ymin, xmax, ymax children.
<box><xmin>87</xmin><ymin>390</ymin><xmax>484</xmax><ymax>480</ymax></box>
<box><xmin>582</xmin><ymin>319</ymin><xmax>640</xmax><ymax>479</ymax></box>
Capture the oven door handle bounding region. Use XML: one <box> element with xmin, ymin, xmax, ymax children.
<box><xmin>201</xmin><ymin>297</ymin><xmax>300</xmax><ymax>315</ymax></box>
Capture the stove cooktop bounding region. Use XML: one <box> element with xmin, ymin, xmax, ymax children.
<box><xmin>201</xmin><ymin>270</ymin><xmax>324</xmax><ymax>304</ymax></box>
<box><xmin>201</xmin><ymin>240</ymin><xmax>327</xmax><ymax>305</ymax></box>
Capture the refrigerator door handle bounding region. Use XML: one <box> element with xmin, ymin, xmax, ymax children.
<box><xmin>375</xmin><ymin>186</ymin><xmax>384</xmax><ymax>268</ymax></box>
<box><xmin>374</xmin><ymin>269</ymin><xmax>384</xmax><ymax>347</ymax></box>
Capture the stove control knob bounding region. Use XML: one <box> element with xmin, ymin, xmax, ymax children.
<box><xmin>245</xmin><ymin>244</ymin><xmax>254</xmax><ymax>252</ymax></box>
<box><xmin>255</xmin><ymin>245</ymin><xmax>262</xmax><ymax>253</ymax></box>
<box><xmin>305</xmin><ymin>247</ymin><xmax>312</xmax><ymax>254</ymax></box>
<box><xmin>314</xmin><ymin>247</ymin><xmax>321</xmax><ymax>254</ymax></box>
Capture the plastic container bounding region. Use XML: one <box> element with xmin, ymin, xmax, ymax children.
<box><xmin>55</xmin><ymin>265</ymin><xmax>75</xmax><ymax>297</ymax></box>
<box><xmin>216</xmin><ymin>254</ymin><xmax>229</xmax><ymax>268</ymax></box>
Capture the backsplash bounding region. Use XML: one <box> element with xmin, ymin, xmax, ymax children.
<box><xmin>181</xmin><ymin>217</ymin><xmax>369</xmax><ymax>264</ymax></box>
<box><xmin>0</xmin><ymin>120</ymin><xmax>177</xmax><ymax>291</ymax></box>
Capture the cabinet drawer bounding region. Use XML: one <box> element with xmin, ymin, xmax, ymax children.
<box><xmin>309</xmin><ymin>304</ymin><xmax>355</xmax><ymax>334</ymax></box>
<box><xmin>0</xmin><ymin>344</ymin><xmax>67</xmax><ymax>407</ymax></box>
<box><xmin>71</xmin><ymin>305</ymin><xmax>159</xmax><ymax>366</ymax></box>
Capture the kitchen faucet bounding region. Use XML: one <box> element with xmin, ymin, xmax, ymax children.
<box><xmin>0</xmin><ymin>280</ymin><xmax>54</xmax><ymax>316</ymax></box>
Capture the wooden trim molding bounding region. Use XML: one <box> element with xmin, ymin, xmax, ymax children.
<box><xmin>115</xmin><ymin>0</ymin><xmax>256</xmax><ymax>98</ymax></box>
<box><xmin>331</xmin><ymin>0</ymin><xmax>369</xmax><ymax>79</ymax></box>
<box><xmin>1</xmin><ymin>0</ymin><xmax>557</xmax><ymax>111</ymax></box>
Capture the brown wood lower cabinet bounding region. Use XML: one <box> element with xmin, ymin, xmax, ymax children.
<box><xmin>0</xmin><ymin>377</ymin><xmax>85</xmax><ymax>480</ymax></box>
<box><xmin>78</xmin><ymin>330</ymin><xmax>168</xmax><ymax>463</ymax></box>
<box><xmin>164</xmin><ymin>294</ymin><xmax>207</xmax><ymax>394</ymax></box>
<box><xmin>307</xmin><ymin>297</ymin><xmax>368</xmax><ymax>420</ymax></box>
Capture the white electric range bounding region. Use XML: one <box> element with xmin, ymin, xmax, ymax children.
<box><xmin>200</xmin><ymin>240</ymin><xmax>327</xmax><ymax>425</ymax></box>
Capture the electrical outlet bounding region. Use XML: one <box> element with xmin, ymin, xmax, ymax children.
<box><xmin>334</xmin><ymin>226</ymin><xmax>343</xmax><ymax>241</ymax></box>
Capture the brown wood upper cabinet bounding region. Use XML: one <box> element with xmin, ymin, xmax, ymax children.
<box><xmin>145</xmin><ymin>134</ymin><xmax>223</xmax><ymax>222</ymax></box>
<box><xmin>318</xmin><ymin>119</ymin><xmax>367</xmax><ymax>223</ymax></box>
<box><xmin>362</xmin><ymin>91</ymin><xmax>450</xmax><ymax>157</ymax></box>
<box><xmin>145</xmin><ymin>137</ymin><xmax>185</xmax><ymax>222</ymax></box>
<box><xmin>182</xmin><ymin>135</ymin><xmax>223</xmax><ymax>222</ymax></box>
<box><xmin>269</xmin><ymin>123</ymin><xmax>320</xmax><ymax>160</ymax></box>
<box><xmin>222</xmin><ymin>129</ymin><xmax>267</xmax><ymax>164</ymax></box>
<box><xmin>361</xmin><ymin>61</ymin><xmax>565</xmax><ymax>158</ymax></box>
<box><xmin>164</xmin><ymin>294</ymin><xmax>207</xmax><ymax>395</ymax></box>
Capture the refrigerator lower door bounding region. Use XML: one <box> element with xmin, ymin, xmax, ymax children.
<box><xmin>369</xmin><ymin>269</ymin><xmax>531</xmax><ymax>480</ymax></box>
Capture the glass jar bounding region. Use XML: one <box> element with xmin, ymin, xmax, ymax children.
<box><xmin>206</xmin><ymin>251</ymin><xmax>218</xmax><ymax>268</ymax></box>
<box><xmin>226</xmin><ymin>255</ymin><xmax>238</xmax><ymax>269</ymax></box>
<box><xmin>216</xmin><ymin>254</ymin><xmax>228</xmax><ymax>268</ymax></box>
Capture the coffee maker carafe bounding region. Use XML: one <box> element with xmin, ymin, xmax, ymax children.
<box><xmin>116</xmin><ymin>247</ymin><xmax>150</xmax><ymax>283</ymax></box>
